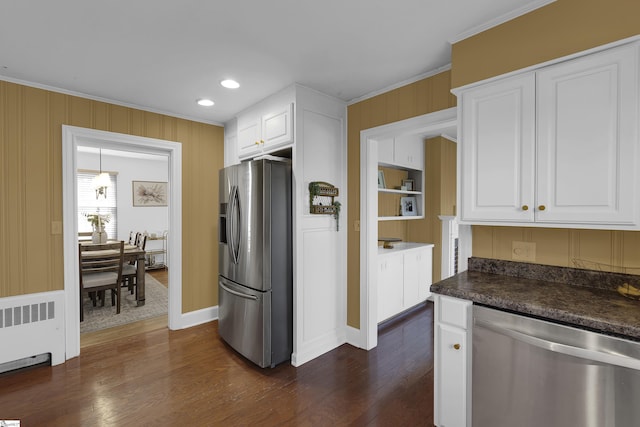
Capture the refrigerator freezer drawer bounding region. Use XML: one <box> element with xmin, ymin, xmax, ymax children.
<box><xmin>218</xmin><ymin>277</ymin><xmax>271</xmax><ymax>368</ymax></box>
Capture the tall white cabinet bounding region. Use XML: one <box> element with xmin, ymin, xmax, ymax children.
<box><xmin>457</xmin><ymin>40</ymin><xmax>640</xmax><ymax>229</ymax></box>
<box><xmin>224</xmin><ymin>84</ymin><xmax>347</xmax><ymax>367</ymax></box>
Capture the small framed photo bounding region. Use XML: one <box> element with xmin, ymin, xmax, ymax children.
<box><xmin>401</xmin><ymin>196</ymin><xmax>417</xmax><ymax>216</ymax></box>
<box><xmin>378</xmin><ymin>170</ymin><xmax>386</xmax><ymax>189</ymax></box>
<box><xmin>133</xmin><ymin>181</ymin><xmax>168</xmax><ymax>207</ymax></box>
<box><xmin>402</xmin><ymin>179</ymin><xmax>414</xmax><ymax>191</ymax></box>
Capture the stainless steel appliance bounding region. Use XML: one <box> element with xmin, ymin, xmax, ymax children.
<box><xmin>218</xmin><ymin>159</ymin><xmax>292</xmax><ymax>368</ymax></box>
<box><xmin>473</xmin><ymin>305</ymin><xmax>640</xmax><ymax>427</ymax></box>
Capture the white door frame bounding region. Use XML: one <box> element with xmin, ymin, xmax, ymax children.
<box><xmin>62</xmin><ymin>125</ymin><xmax>183</xmax><ymax>360</ymax></box>
<box><xmin>358</xmin><ymin>107</ymin><xmax>457</xmax><ymax>350</ymax></box>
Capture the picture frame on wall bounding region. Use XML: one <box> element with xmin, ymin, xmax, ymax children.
<box><xmin>400</xmin><ymin>196</ymin><xmax>417</xmax><ymax>216</ymax></box>
<box><xmin>132</xmin><ymin>181</ymin><xmax>168</xmax><ymax>207</ymax></box>
<box><xmin>378</xmin><ymin>170</ymin><xmax>386</xmax><ymax>189</ymax></box>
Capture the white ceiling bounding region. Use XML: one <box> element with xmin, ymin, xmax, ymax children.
<box><xmin>0</xmin><ymin>0</ymin><xmax>550</xmax><ymax>125</ymax></box>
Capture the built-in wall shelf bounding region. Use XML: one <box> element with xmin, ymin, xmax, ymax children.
<box><xmin>378</xmin><ymin>215</ymin><xmax>425</xmax><ymax>221</ymax></box>
<box><xmin>378</xmin><ymin>188</ymin><xmax>421</xmax><ymax>196</ymax></box>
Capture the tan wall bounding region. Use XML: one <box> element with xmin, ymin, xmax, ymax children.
<box><xmin>451</xmin><ymin>0</ymin><xmax>640</xmax><ymax>88</ymax></box>
<box><xmin>452</xmin><ymin>0</ymin><xmax>640</xmax><ymax>272</ymax></box>
<box><xmin>347</xmin><ymin>71</ymin><xmax>456</xmax><ymax>328</ymax></box>
<box><xmin>0</xmin><ymin>81</ymin><xmax>224</xmax><ymax>313</ymax></box>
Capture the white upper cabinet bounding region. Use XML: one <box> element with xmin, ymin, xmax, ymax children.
<box><xmin>458</xmin><ymin>40</ymin><xmax>640</xmax><ymax>229</ymax></box>
<box><xmin>536</xmin><ymin>44</ymin><xmax>638</xmax><ymax>225</ymax></box>
<box><xmin>459</xmin><ymin>73</ymin><xmax>536</xmax><ymax>222</ymax></box>
<box><xmin>377</xmin><ymin>134</ymin><xmax>424</xmax><ymax>170</ymax></box>
<box><xmin>237</xmin><ymin>103</ymin><xmax>293</xmax><ymax>160</ymax></box>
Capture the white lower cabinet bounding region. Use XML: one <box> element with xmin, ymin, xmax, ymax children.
<box><xmin>377</xmin><ymin>243</ymin><xmax>433</xmax><ymax>323</ymax></box>
<box><xmin>434</xmin><ymin>295</ymin><xmax>472</xmax><ymax>427</ymax></box>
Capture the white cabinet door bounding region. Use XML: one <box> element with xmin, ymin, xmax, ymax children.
<box><xmin>237</xmin><ymin>116</ymin><xmax>261</xmax><ymax>159</ymax></box>
<box><xmin>237</xmin><ymin>103</ymin><xmax>294</xmax><ymax>160</ymax></box>
<box><xmin>377</xmin><ymin>254</ymin><xmax>404</xmax><ymax>322</ymax></box>
<box><xmin>377</xmin><ymin>137</ymin><xmax>395</xmax><ymax>165</ymax></box>
<box><xmin>536</xmin><ymin>43</ymin><xmax>639</xmax><ymax>226</ymax></box>
<box><xmin>262</xmin><ymin>103</ymin><xmax>293</xmax><ymax>150</ymax></box>
<box><xmin>460</xmin><ymin>73</ymin><xmax>536</xmax><ymax>223</ymax></box>
<box><xmin>436</xmin><ymin>323</ymin><xmax>468</xmax><ymax>427</ymax></box>
<box><xmin>403</xmin><ymin>247</ymin><xmax>432</xmax><ymax>307</ymax></box>
<box><xmin>394</xmin><ymin>134</ymin><xmax>424</xmax><ymax>170</ymax></box>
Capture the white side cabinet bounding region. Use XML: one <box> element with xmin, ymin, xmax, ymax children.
<box><xmin>377</xmin><ymin>243</ymin><xmax>433</xmax><ymax>323</ymax></box>
<box><xmin>237</xmin><ymin>103</ymin><xmax>293</xmax><ymax>160</ymax></box>
<box><xmin>434</xmin><ymin>295</ymin><xmax>472</xmax><ymax>427</ymax></box>
<box><xmin>458</xmin><ymin>40</ymin><xmax>640</xmax><ymax>229</ymax></box>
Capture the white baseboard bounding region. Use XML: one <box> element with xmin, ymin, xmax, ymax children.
<box><xmin>345</xmin><ymin>325</ymin><xmax>366</xmax><ymax>349</ymax></box>
<box><xmin>172</xmin><ymin>305</ymin><xmax>218</xmax><ymax>330</ymax></box>
<box><xmin>291</xmin><ymin>329</ymin><xmax>346</xmax><ymax>367</ymax></box>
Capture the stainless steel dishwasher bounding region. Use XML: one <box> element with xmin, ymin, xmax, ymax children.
<box><xmin>473</xmin><ymin>305</ymin><xmax>640</xmax><ymax>427</ymax></box>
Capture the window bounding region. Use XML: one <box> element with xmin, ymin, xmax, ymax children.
<box><xmin>77</xmin><ymin>171</ymin><xmax>117</xmax><ymax>238</ymax></box>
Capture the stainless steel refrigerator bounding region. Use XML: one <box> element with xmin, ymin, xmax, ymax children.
<box><xmin>218</xmin><ymin>158</ymin><xmax>293</xmax><ymax>368</ymax></box>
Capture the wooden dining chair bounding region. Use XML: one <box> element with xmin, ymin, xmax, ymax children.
<box><xmin>79</xmin><ymin>241</ymin><xmax>125</xmax><ymax>322</ymax></box>
<box><xmin>122</xmin><ymin>234</ymin><xmax>147</xmax><ymax>297</ymax></box>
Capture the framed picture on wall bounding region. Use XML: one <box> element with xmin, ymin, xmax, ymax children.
<box><xmin>400</xmin><ymin>196</ymin><xmax>417</xmax><ymax>216</ymax></box>
<box><xmin>132</xmin><ymin>181</ymin><xmax>168</xmax><ymax>207</ymax></box>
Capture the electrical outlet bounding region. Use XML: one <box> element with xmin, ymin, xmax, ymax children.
<box><xmin>51</xmin><ymin>221</ymin><xmax>63</xmax><ymax>235</ymax></box>
<box><xmin>512</xmin><ymin>241</ymin><xmax>536</xmax><ymax>262</ymax></box>
<box><xmin>354</xmin><ymin>220</ymin><xmax>360</xmax><ymax>232</ymax></box>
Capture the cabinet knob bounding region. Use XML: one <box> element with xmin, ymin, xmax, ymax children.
<box><xmin>522</xmin><ymin>205</ymin><xmax>529</xmax><ymax>211</ymax></box>
<box><xmin>260</xmin><ymin>139</ymin><xmax>265</xmax><ymax>144</ymax></box>
<box><xmin>538</xmin><ymin>205</ymin><xmax>546</xmax><ymax>211</ymax></box>
<box><xmin>255</xmin><ymin>141</ymin><xmax>260</xmax><ymax>145</ymax></box>
<box><xmin>453</xmin><ymin>343</ymin><xmax>461</xmax><ymax>350</ymax></box>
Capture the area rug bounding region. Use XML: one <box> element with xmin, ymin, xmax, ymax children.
<box><xmin>80</xmin><ymin>274</ymin><xmax>168</xmax><ymax>334</ymax></box>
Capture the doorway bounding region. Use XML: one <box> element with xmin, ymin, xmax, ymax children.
<box><xmin>62</xmin><ymin>125</ymin><xmax>183</xmax><ymax>360</ymax></box>
<box><xmin>76</xmin><ymin>146</ymin><xmax>169</xmax><ymax>335</ymax></box>
<box><xmin>358</xmin><ymin>107</ymin><xmax>470</xmax><ymax>350</ymax></box>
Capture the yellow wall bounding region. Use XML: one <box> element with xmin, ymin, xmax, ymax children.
<box><xmin>451</xmin><ymin>0</ymin><xmax>640</xmax><ymax>88</ymax></box>
<box><xmin>0</xmin><ymin>81</ymin><xmax>224</xmax><ymax>313</ymax></box>
<box><xmin>452</xmin><ymin>0</ymin><xmax>640</xmax><ymax>272</ymax></box>
<box><xmin>347</xmin><ymin>71</ymin><xmax>456</xmax><ymax>328</ymax></box>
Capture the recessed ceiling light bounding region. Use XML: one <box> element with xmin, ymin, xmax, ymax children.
<box><xmin>220</xmin><ymin>79</ymin><xmax>240</xmax><ymax>89</ymax></box>
<box><xmin>197</xmin><ymin>98</ymin><xmax>214</xmax><ymax>107</ymax></box>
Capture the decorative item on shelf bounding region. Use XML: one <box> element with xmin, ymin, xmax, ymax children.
<box><xmin>309</xmin><ymin>181</ymin><xmax>341</xmax><ymax>231</ymax></box>
<box><xmin>402</xmin><ymin>179</ymin><xmax>414</xmax><ymax>191</ymax></box>
<box><xmin>400</xmin><ymin>196</ymin><xmax>417</xmax><ymax>216</ymax></box>
<box><xmin>84</xmin><ymin>212</ymin><xmax>110</xmax><ymax>243</ymax></box>
<box><xmin>378</xmin><ymin>170</ymin><xmax>386</xmax><ymax>189</ymax></box>
<box><xmin>378</xmin><ymin>237</ymin><xmax>401</xmax><ymax>249</ymax></box>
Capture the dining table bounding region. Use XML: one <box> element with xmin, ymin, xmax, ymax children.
<box><xmin>79</xmin><ymin>240</ymin><xmax>147</xmax><ymax>306</ymax></box>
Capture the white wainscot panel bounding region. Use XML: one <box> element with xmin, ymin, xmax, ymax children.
<box><xmin>302</xmin><ymin>110</ymin><xmax>343</xmax><ymax>211</ymax></box>
<box><xmin>302</xmin><ymin>229</ymin><xmax>339</xmax><ymax>342</ymax></box>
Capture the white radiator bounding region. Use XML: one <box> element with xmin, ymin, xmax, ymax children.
<box><xmin>0</xmin><ymin>290</ymin><xmax>65</xmax><ymax>367</ymax></box>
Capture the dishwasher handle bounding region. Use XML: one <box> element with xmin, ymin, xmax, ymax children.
<box><xmin>475</xmin><ymin>318</ymin><xmax>640</xmax><ymax>371</ymax></box>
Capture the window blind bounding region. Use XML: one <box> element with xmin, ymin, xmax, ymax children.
<box><xmin>77</xmin><ymin>171</ymin><xmax>117</xmax><ymax>238</ymax></box>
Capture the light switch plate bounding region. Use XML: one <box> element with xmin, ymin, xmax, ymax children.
<box><xmin>51</xmin><ymin>221</ymin><xmax>63</xmax><ymax>235</ymax></box>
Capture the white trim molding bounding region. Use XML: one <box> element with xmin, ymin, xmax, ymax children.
<box><xmin>356</xmin><ymin>107</ymin><xmax>458</xmax><ymax>351</ymax></box>
<box><xmin>62</xmin><ymin>125</ymin><xmax>183</xmax><ymax>361</ymax></box>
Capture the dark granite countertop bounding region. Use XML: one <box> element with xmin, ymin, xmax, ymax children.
<box><xmin>431</xmin><ymin>258</ymin><xmax>640</xmax><ymax>341</ymax></box>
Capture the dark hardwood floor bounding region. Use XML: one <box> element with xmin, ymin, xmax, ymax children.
<box><xmin>1</xmin><ymin>301</ymin><xmax>435</xmax><ymax>426</ymax></box>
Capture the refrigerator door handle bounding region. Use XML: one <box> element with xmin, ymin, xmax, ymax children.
<box><xmin>228</xmin><ymin>185</ymin><xmax>240</xmax><ymax>264</ymax></box>
<box><xmin>220</xmin><ymin>282</ymin><xmax>258</xmax><ymax>301</ymax></box>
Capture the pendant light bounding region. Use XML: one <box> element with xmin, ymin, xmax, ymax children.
<box><xmin>92</xmin><ymin>148</ymin><xmax>110</xmax><ymax>199</ymax></box>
